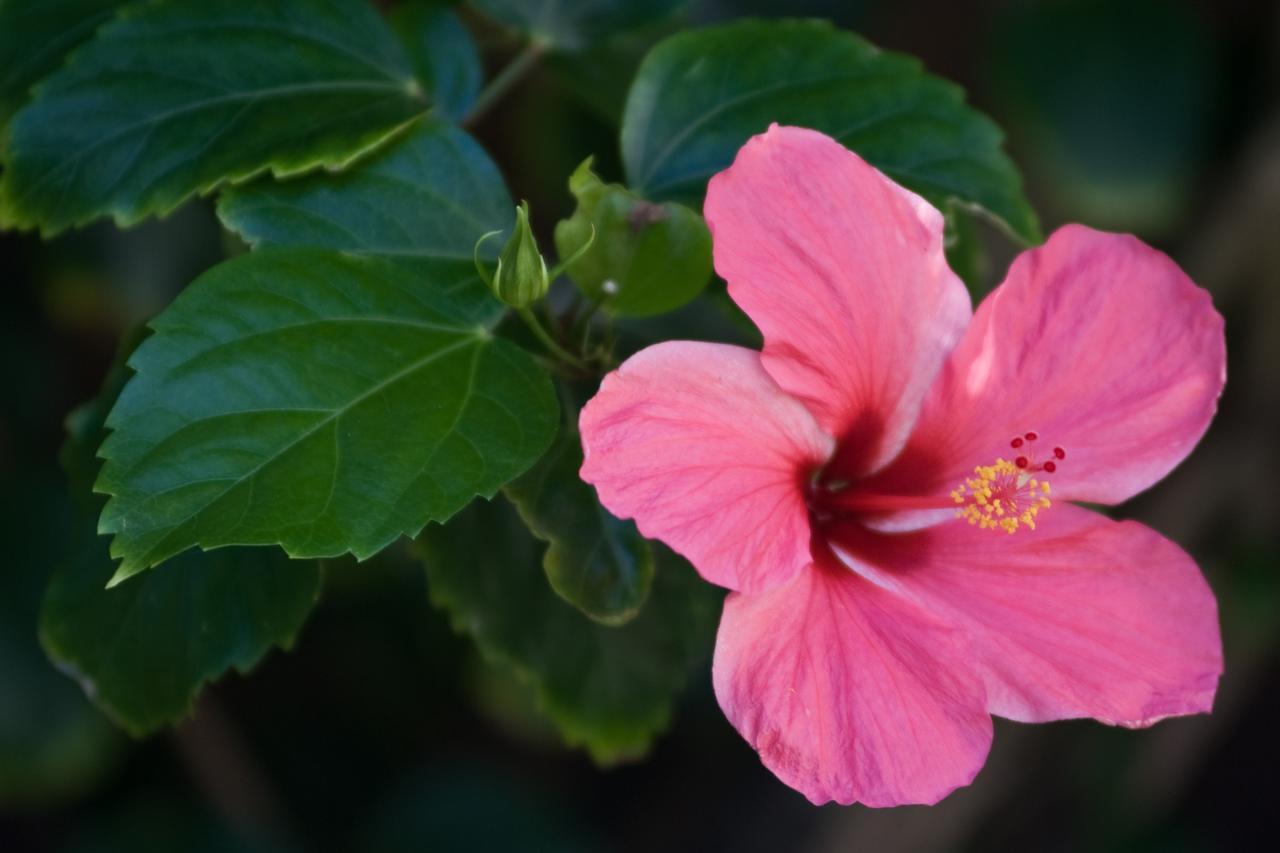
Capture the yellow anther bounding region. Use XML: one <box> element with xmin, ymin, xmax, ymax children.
<box><xmin>951</xmin><ymin>452</ymin><xmax>1054</xmax><ymax>535</ymax></box>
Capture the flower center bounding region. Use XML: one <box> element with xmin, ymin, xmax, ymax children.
<box><xmin>951</xmin><ymin>433</ymin><xmax>1063</xmax><ymax>533</ymax></box>
<box><xmin>811</xmin><ymin>431</ymin><xmax>1066</xmax><ymax>535</ymax></box>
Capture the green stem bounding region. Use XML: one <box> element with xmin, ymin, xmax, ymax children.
<box><xmin>546</xmin><ymin>224</ymin><xmax>596</xmax><ymax>281</ymax></box>
<box><xmin>172</xmin><ymin>696</ymin><xmax>300</xmax><ymax>850</ymax></box>
<box><xmin>464</xmin><ymin>41</ymin><xmax>547</xmax><ymax>126</ymax></box>
<box><xmin>518</xmin><ymin>307</ymin><xmax>589</xmax><ymax>370</ymax></box>
<box><xmin>572</xmin><ymin>294</ymin><xmax>603</xmax><ymax>351</ymax></box>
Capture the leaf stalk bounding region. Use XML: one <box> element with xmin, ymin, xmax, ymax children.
<box><xmin>518</xmin><ymin>307</ymin><xmax>590</xmax><ymax>371</ymax></box>
<box><xmin>463</xmin><ymin>40</ymin><xmax>548</xmax><ymax>126</ymax></box>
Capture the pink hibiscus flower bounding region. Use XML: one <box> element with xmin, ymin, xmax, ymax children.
<box><xmin>579</xmin><ymin>125</ymin><xmax>1226</xmax><ymax>806</ymax></box>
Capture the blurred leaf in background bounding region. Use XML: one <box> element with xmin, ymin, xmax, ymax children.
<box><xmin>0</xmin><ymin>265</ymin><xmax>124</xmax><ymax>809</ymax></box>
<box><xmin>0</xmin><ymin>0</ymin><xmax>125</xmax><ymax>128</ymax></box>
<box><xmin>0</xmin><ymin>476</ymin><xmax>123</xmax><ymax>808</ymax></box>
<box><xmin>42</xmin><ymin>534</ymin><xmax>321</xmax><ymax>738</ymax></box>
<box><xmin>474</xmin><ymin>0</ymin><xmax>686</xmax><ymax>51</ymax></box>
<box><xmin>985</xmin><ymin>0</ymin><xmax>1216</xmax><ymax>236</ymax></box>
<box><xmin>389</xmin><ymin>2</ymin><xmax>483</xmax><ymax>122</ymax></box>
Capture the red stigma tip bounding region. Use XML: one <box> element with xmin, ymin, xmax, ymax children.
<box><xmin>1053</xmin><ymin>447</ymin><xmax>1066</xmax><ymax>460</ymax></box>
<box><xmin>1015</xmin><ymin>456</ymin><xmax>1029</xmax><ymax>469</ymax></box>
<box><xmin>1024</xmin><ymin>431</ymin><xmax>1038</xmax><ymax>441</ymax></box>
<box><xmin>1043</xmin><ymin>461</ymin><xmax>1057</xmax><ymax>473</ymax></box>
<box><xmin>1010</xmin><ymin>437</ymin><xmax>1024</xmax><ymax>448</ymax></box>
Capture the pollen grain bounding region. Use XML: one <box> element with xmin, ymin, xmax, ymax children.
<box><xmin>951</xmin><ymin>458</ymin><xmax>1053</xmax><ymax>534</ymax></box>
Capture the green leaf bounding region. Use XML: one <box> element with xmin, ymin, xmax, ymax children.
<box><xmin>988</xmin><ymin>0</ymin><xmax>1211</xmax><ymax>235</ymax></box>
<box><xmin>554</xmin><ymin>157</ymin><xmax>710</xmax><ymax>317</ymax></box>
<box><xmin>546</xmin><ymin>28</ymin><xmax>671</xmax><ymax>126</ymax></box>
<box><xmin>0</xmin><ymin>476</ymin><xmax>121</xmax><ymax>806</ymax></box>
<box><xmin>0</xmin><ymin>0</ymin><xmax>425</xmax><ymax>235</ymax></box>
<box><xmin>419</xmin><ymin>497</ymin><xmax>719</xmax><ymax>763</ymax></box>
<box><xmin>622</xmin><ymin>19</ymin><xmax>1041</xmax><ymax>244</ymax></box>
<box><xmin>218</xmin><ymin>120</ymin><xmax>512</xmax><ymax>325</ymax></box>
<box><xmin>42</xmin><ymin>532</ymin><xmax>321</xmax><ymax>736</ymax></box>
<box><xmin>96</xmin><ymin>248</ymin><xmax>558</xmax><ymax>582</ymax></box>
<box><xmin>0</xmin><ymin>0</ymin><xmax>126</xmax><ymax>129</ymax></box>
<box><xmin>473</xmin><ymin>0</ymin><xmax>685</xmax><ymax>51</ymax></box>
<box><xmin>61</xmin><ymin>328</ymin><xmax>149</xmax><ymax>508</ymax></box>
<box><xmin>42</xmin><ymin>333</ymin><xmax>322</xmax><ymax>735</ymax></box>
<box><xmin>504</xmin><ymin>392</ymin><xmax>653</xmax><ymax>625</ymax></box>
<box><xmin>943</xmin><ymin>206</ymin><xmax>990</xmax><ymax>297</ymax></box>
<box><xmin>390</xmin><ymin>3</ymin><xmax>482</xmax><ymax>122</ymax></box>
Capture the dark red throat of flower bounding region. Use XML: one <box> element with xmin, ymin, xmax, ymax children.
<box><xmin>809</xmin><ymin>432</ymin><xmax>1066</xmax><ymax>536</ymax></box>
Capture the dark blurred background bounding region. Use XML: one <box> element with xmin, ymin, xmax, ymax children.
<box><xmin>3</xmin><ymin>1</ymin><xmax>1278</xmax><ymax>850</ymax></box>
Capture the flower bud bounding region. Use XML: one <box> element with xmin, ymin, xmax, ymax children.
<box><xmin>491</xmin><ymin>201</ymin><xmax>549</xmax><ymax>308</ymax></box>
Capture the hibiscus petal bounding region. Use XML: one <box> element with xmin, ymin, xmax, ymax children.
<box><xmin>579</xmin><ymin>341</ymin><xmax>833</xmax><ymax>593</ymax></box>
<box><xmin>713</xmin><ymin>555</ymin><xmax>992</xmax><ymax>806</ymax></box>
<box><xmin>888</xmin><ymin>224</ymin><xmax>1225</xmax><ymax>504</ymax></box>
<box><xmin>704</xmin><ymin>124</ymin><xmax>971</xmax><ymax>477</ymax></box>
<box><xmin>834</xmin><ymin>504</ymin><xmax>1222</xmax><ymax>726</ymax></box>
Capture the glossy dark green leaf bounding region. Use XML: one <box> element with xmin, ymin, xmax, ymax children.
<box><xmin>0</xmin><ymin>0</ymin><xmax>425</xmax><ymax>235</ymax></box>
<box><xmin>217</xmin><ymin>120</ymin><xmax>511</xmax><ymax>324</ymax></box>
<box><xmin>554</xmin><ymin>158</ymin><xmax>710</xmax><ymax>317</ymax></box>
<box><xmin>0</xmin><ymin>0</ymin><xmax>125</xmax><ymax>128</ymax></box>
<box><xmin>96</xmin><ymin>248</ymin><xmax>557</xmax><ymax>582</ymax></box>
<box><xmin>61</xmin><ymin>328</ymin><xmax>148</xmax><ymax>507</ymax></box>
<box><xmin>622</xmin><ymin>19</ymin><xmax>1040</xmax><ymax>243</ymax></box>
<box><xmin>504</xmin><ymin>395</ymin><xmax>653</xmax><ymax>625</ymax></box>
<box><xmin>473</xmin><ymin>0</ymin><xmax>685</xmax><ymax>51</ymax></box>
<box><xmin>419</xmin><ymin>497</ymin><xmax>719</xmax><ymax>763</ymax></box>
<box><xmin>390</xmin><ymin>3</ymin><xmax>482</xmax><ymax>122</ymax></box>
<box><xmin>42</xmin><ymin>335</ymin><xmax>322</xmax><ymax>735</ymax></box>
